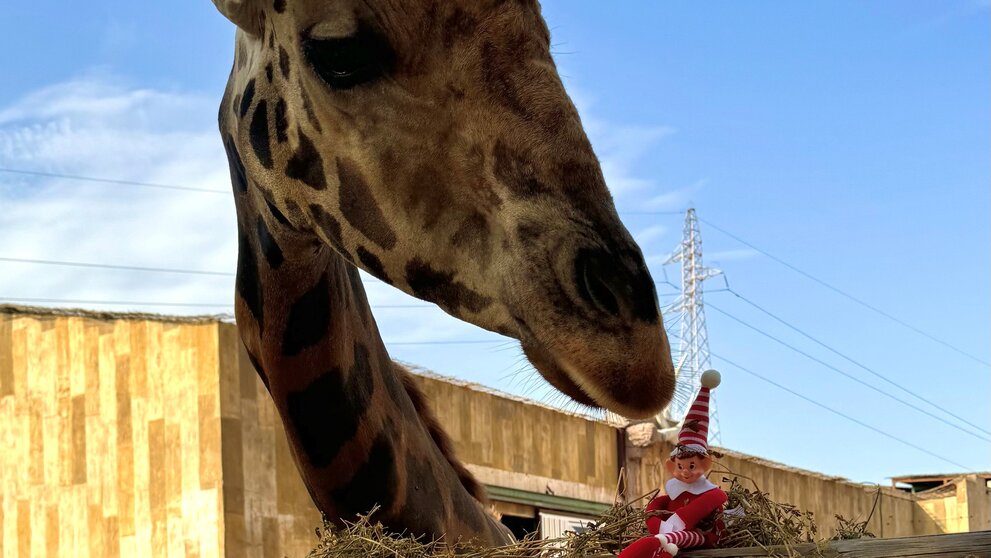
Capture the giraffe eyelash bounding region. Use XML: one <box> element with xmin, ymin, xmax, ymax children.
<box><xmin>302</xmin><ymin>24</ymin><xmax>394</xmax><ymax>90</ymax></box>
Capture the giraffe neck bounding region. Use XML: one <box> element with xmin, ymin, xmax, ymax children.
<box><xmin>228</xmin><ymin>166</ymin><xmax>508</xmax><ymax>543</ymax></box>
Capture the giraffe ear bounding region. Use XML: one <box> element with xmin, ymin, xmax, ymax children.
<box><xmin>212</xmin><ymin>0</ymin><xmax>265</xmax><ymax>36</ymax></box>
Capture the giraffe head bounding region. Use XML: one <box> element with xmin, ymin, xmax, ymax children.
<box><xmin>213</xmin><ymin>0</ymin><xmax>675</xmax><ymax>419</ymax></box>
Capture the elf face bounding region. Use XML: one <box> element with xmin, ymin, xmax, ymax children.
<box><xmin>669</xmin><ymin>454</ymin><xmax>708</xmax><ymax>484</ymax></box>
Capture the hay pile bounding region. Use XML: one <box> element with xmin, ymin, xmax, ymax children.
<box><xmin>718</xmin><ymin>475</ymin><xmax>877</xmax><ymax>556</ymax></box>
<box><xmin>308</xmin><ymin>477</ymin><xmax>875</xmax><ymax>558</ymax></box>
<box><xmin>307</xmin><ymin>491</ymin><xmax>655</xmax><ymax>558</ymax></box>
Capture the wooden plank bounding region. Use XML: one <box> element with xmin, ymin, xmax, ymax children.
<box><xmin>0</xmin><ymin>315</ymin><xmax>13</xmax><ymax>396</ymax></box>
<box><xmin>668</xmin><ymin>531</ymin><xmax>991</xmax><ymax>557</ymax></box>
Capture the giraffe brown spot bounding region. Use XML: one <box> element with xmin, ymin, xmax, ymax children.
<box><xmin>301</xmin><ymin>89</ymin><xmax>323</xmax><ymax>133</ymax></box>
<box><xmin>236</xmin><ymin>224</ymin><xmax>264</xmax><ymax>331</ymax></box>
<box><xmin>310</xmin><ymin>204</ymin><xmax>352</xmax><ymax>261</ymax></box>
<box><xmin>223</xmin><ymin>134</ymin><xmax>248</xmax><ymax>193</ymax></box>
<box><xmin>405</xmin><ymin>259</ymin><xmax>492</xmax><ymax>313</ymax></box>
<box><xmin>286</xmin><ymin>132</ymin><xmax>327</xmax><ymax>190</ymax></box>
<box><xmin>356</xmin><ymin>246</ymin><xmax>391</xmax><ymax>285</ymax></box>
<box><xmin>274</xmin><ymin>98</ymin><xmax>289</xmax><ymax>143</ymax></box>
<box><xmin>344</xmin><ymin>265</ymin><xmax>372</xmax><ymax>325</ymax></box>
<box><xmin>239</xmin><ymin>79</ymin><xmax>256</xmax><ymax>118</ymax></box>
<box><xmin>404</xmin><ymin>163</ymin><xmax>449</xmax><ymax>231</ymax></box>
<box><xmin>480</xmin><ymin>39</ymin><xmax>529</xmax><ymax>118</ymax></box>
<box><xmin>265</xmin><ymin>197</ymin><xmax>291</xmax><ymax>226</ymax></box>
<box><xmin>442</xmin><ymin>8</ymin><xmax>478</xmax><ymax>50</ymax></box>
<box><xmin>256</xmin><ymin>216</ymin><xmax>284</xmax><ymax>269</ymax></box>
<box><xmin>515</xmin><ymin>221</ymin><xmax>543</xmax><ymax>246</ymax></box>
<box><xmin>285</xmin><ymin>344</ymin><xmax>375</xmax><ymax>468</ymax></box>
<box><xmin>337</xmin><ymin>158</ymin><xmax>397</xmax><ymax>250</ymax></box>
<box><xmin>449</xmin><ymin>479</ymin><xmax>487</xmax><ymax>533</ymax></box>
<box><xmin>249</xmin><ymin>100</ymin><xmax>273</xmax><ymax>169</ymax></box>
<box><xmin>332</xmin><ymin>429</ymin><xmax>396</xmax><ymax>515</ymax></box>
<box><xmin>278</xmin><ymin>47</ymin><xmax>290</xmax><ymax>78</ymax></box>
<box><xmin>493</xmin><ymin>140</ymin><xmax>548</xmax><ymax>198</ymax></box>
<box><xmin>282</xmin><ymin>273</ymin><xmax>331</xmax><ymax>356</ymax></box>
<box><xmin>402</xmin><ymin>455</ymin><xmax>444</xmax><ymax>536</ymax></box>
<box><xmin>451</xmin><ymin>212</ymin><xmax>492</xmax><ymax>267</ymax></box>
<box><xmin>274</xmin><ymin>0</ymin><xmax>286</xmax><ymax>13</ymax></box>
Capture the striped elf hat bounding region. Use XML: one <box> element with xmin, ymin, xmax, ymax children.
<box><xmin>671</xmin><ymin>369</ymin><xmax>721</xmax><ymax>458</ymax></box>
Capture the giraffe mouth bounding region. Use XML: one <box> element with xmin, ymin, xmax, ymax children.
<box><xmin>514</xmin><ymin>317</ymin><xmax>599</xmax><ymax>409</ymax></box>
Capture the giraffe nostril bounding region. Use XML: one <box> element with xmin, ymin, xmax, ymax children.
<box><xmin>574</xmin><ymin>248</ymin><xmax>624</xmax><ymax>318</ymax></box>
<box><xmin>573</xmin><ymin>247</ymin><xmax>660</xmax><ymax>323</ymax></box>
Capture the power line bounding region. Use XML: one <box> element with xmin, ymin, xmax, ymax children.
<box><xmin>0</xmin><ymin>297</ymin><xmax>232</xmax><ymax>309</ymax></box>
<box><xmin>707</xmin><ymin>302</ymin><xmax>991</xmax><ymax>443</ymax></box>
<box><xmin>723</xmin><ymin>288</ymin><xmax>991</xmax><ymax>437</ymax></box>
<box><xmin>711</xmin><ymin>352</ymin><xmax>976</xmax><ymax>471</ymax></box>
<box><xmin>0</xmin><ymin>168</ymin><xmax>229</xmax><ymax>195</ymax></box>
<box><xmin>0</xmin><ymin>296</ymin><xmax>430</xmax><ymax>310</ymax></box>
<box><xmin>0</xmin><ymin>256</ymin><xmax>235</xmax><ymax>277</ymax></box>
<box><xmin>0</xmin><ymin>167</ymin><xmax>684</xmax><ymax>217</ymax></box>
<box><xmin>699</xmin><ymin>217</ymin><xmax>990</xmax><ymax>368</ymax></box>
<box><xmin>0</xmin><ymin>255</ymin><xmax>685</xmax><ymax>295</ymax></box>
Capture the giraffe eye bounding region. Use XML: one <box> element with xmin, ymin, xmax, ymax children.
<box><xmin>302</xmin><ymin>26</ymin><xmax>393</xmax><ymax>90</ymax></box>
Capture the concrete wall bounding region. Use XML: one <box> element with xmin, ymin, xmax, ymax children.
<box><xmin>915</xmin><ymin>475</ymin><xmax>991</xmax><ymax>533</ymax></box>
<box><xmin>415</xmin><ymin>372</ymin><xmax>620</xmax><ymax>505</ymax></box>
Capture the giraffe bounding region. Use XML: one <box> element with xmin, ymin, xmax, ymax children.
<box><xmin>210</xmin><ymin>0</ymin><xmax>676</xmax><ymax>546</ymax></box>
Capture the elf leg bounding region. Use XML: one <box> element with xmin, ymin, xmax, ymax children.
<box><xmin>659</xmin><ymin>530</ymin><xmax>707</xmax><ymax>555</ymax></box>
<box><xmin>617</xmin><ymin>535</ymin><xmax>663</xmax><ymax>558</ymax></box>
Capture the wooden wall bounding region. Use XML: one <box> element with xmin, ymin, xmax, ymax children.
<box><xmin>0</xmin><ymin>310</ymin><xmax>225</xmax><ymax>558</ymax></box>
<box><xmin>0</xmin><ymin>311</ymin><xmax>323</xmax><ymax>558</ymax></box>
<box><xmin>0</xmin><ymin>307</ymin><xmax>971</xmax><ymax>558</ymax></box>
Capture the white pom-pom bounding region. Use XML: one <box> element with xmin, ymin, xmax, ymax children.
<box><xmin>663</xmin><ymin>541</ymin><xmax>680</xmax><ymax>556</ymax></box>
<box><xmin>701</xmin><ymin>369</ymin><xmax>721</xmax><ymax>389</ymax></box>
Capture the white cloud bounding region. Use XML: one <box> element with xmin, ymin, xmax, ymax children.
<box><xmin>706</xmin><ymin>248</ymin><xmax>761</xmax><ymax>263</ymax></box>
<box><xmin>634</xmin><ymin>224</ymin><xmax>668</xmax><ymax>245</ymax></box>
<box><xmin>645</xmin><ymin>178</ymin><xmax>706</xmax><ymax>210</ymax></box>
<box><xmin>568</xmin><ymin>87</ymin><xmax>676</xmax><ymax>201</ymax></box>
<box><xmin>0</xmin><ymin>77</ymin><xmax>236</xmax><ymax>316</ymax></box>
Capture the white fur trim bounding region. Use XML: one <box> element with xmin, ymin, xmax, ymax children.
<box><xmin>662</xmin><ymin>541</ymin><xmax>679</xmax><ymax>556</ymax></box>
<box><xmin>700</xmin><ymin>369</ymin><xmax>721</xmax><ymax>389</ymax></box>
<box><xmin>665</xmin><ymin>476</ymin><xmax>718</xmax><ymax>499</ymax></box>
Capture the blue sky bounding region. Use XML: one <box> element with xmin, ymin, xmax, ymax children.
<box><xmin>1</xmin><ymin>1</ymin><xmax>987</xmax><ymax>485</ymax></box>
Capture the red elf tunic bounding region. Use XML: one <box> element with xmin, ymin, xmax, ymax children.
<box><xmin>646</xmin><ymin>476</ymin><xmax>727</xmax><ymax>548</ymax></box>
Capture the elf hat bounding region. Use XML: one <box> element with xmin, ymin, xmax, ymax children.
<box><xmin>671</xmin><ymin>369</ymin><xmax>720</xmax><ymax>458</ymax></box>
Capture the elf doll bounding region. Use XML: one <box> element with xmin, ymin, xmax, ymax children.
<box><xmin>619</xmin><ymin>370</ymin><xmax>727</xmax><ymax>558</ymax></box>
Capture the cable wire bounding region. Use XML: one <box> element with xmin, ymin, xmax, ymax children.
<box><xmin>711</xmin><ymin>352</ymin><xmax>976</xmax><ymax>471</ymax></box>
<box><xmin>0</xmin><ymin>167</ymin><xmax>685</xmax><ymax>217</ymax></box>
<box><xmin>699</xmin><ymin>217</ymin><xmax>990</xmax><ymax>368</ymax></box>
<box><xmin>707</xmin><ymin>302</ymin><xmax>991</xmax><ymax>443</ymax></box>
<box><xmin>0</xmin><ymin>168</ymin><xmax>229</xmax><ymax>194</ymax></box>
<box><xmin>723</xmin><ymin>288</ymin><xmax>991</xmax><ymax>437</ymax></box>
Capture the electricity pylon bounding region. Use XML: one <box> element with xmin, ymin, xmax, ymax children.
<box><xmin>658</xmin><ymin>208</ymin><xmax>723</xmax><ymax>444</ymax></box>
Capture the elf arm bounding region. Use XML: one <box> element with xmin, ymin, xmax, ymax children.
<box><xmin>671</xmin><ymin>488</ymin><xmax>728</xmax><ymax>531</ymax></box>
<box><xmin>644</xmin><ymin>495</ymin><xmax>672</xmax><ymax>535</ymax></box>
